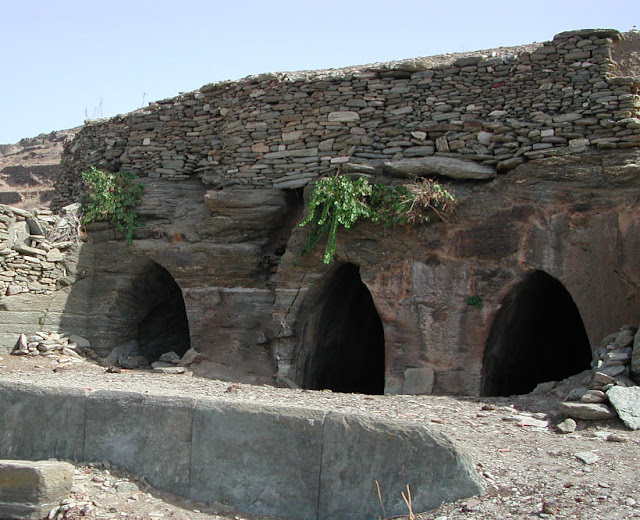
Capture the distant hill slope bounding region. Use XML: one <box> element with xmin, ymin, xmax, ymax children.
<box><xmin>612</xmin><ymin>30</ymin><xmax>640</xmax><ymax>76</ymax></box>
<box><xmin>0</xmin><ymin>128</ymin><xmax>78</xmax><ymax>208</ymax></box>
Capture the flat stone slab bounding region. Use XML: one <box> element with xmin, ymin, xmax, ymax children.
<box><xmin>558</xmin><ymin>401</ymin><xmax>616</xmax><ymax>420</ymax></box>
<box><xmin>0</xmin><ymin>383</ymin><xmax>86</xmax><ymax>461</ymax></box>
<box><xmin>0</xmin><ymin>460</ymin><xmax>74</xmax><ymax>520</ymax></box>
<box><xmin>383</xmin><ymin>156</ymin><xmax>497</xmax><ymax>180</ymax></box>
<box><xmin>607</xmin><ymin>386</ymin><xmax>640</xmax><ymax>430</ymax></box>
<box><xmin>191</xmin><ymin>401</ymin><xmax>325</xmax><ymax>520</ymax></box>
<box><xmin>84</xmin><ymin>391</ymin><xmax>195</xmax><ymax>497</ymax></box>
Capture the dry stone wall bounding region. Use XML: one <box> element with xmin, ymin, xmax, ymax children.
<box><xmin>0</xmin><ymin>204</ymin><xmax>77</xmax><ymax>297</ymax></box>
<box><xmin>58</xmin><ymin>29</ymin><xmax>640</xmax><ymax>203</ymax></box>
<box><xmin>0</xmin><ymin>204</ymin><xmax>83</xmax><ymax>355</ymax></box>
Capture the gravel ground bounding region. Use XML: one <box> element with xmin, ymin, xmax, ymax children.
<box><xmin>1</xmin><ymin>354</ymin><xmax>639</xmax><ymax>520</ymax></box>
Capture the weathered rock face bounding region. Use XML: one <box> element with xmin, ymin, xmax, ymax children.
<box><xmin>3</xmin><ymin>29</ymin><xmax>640</xmax><ymax>395</ymax></box>
<box><xmin>274</xmin><ymin>150</ymin><xmax>640</xmax><ymax>394</ymax></box>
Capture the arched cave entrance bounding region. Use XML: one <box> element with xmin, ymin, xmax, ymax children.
<box><xmin>300</xmin><ymin>263</ymin><xmax>385</xmax><ymax>395</ymax></box>
<box><xmin>481</xmin><ymin>270</ymin><xmax>592</xmax><ymax>396</ymax></box>
<box><xmin>114</xmin><ymin>261</ymin><xmax>191</xmax><ymax>364</ymax></box>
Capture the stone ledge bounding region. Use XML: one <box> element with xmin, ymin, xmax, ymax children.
<box><xmin>0</xmin><ymin>381</ymin><xmax>484</xmax><ymax>520</ymax></box>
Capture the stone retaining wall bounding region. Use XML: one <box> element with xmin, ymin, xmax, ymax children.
<box><xmin>57</xmin><ymin>29</ymin><xmax>640</xmax><ymax>204</ymax></box>
<box><xmin>0</xmin><ymin>381</ymin><xmax>484</xmax><ymax>520</ymax></box>
<box><xmin>0</xmin><ymin>204</ymin><xmax>81</xmax><ymax>354</ymax></box>
<box><xmin>0</xmin><ymin>204</ymin><xmax>76</xmax><ymax>297</ymax></box>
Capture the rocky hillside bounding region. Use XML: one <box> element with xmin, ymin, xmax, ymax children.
<box><xmin>0</xmin><ymin>129</ymin><xmax>78</xmax><ymax>209</ymax></box>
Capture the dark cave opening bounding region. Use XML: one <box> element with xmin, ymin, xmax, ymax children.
<box><xmin>481</xmin><ymin>270</ymin><xmax>592</xmax><ymax>396</ymax></box>
<box><xmin>131</xmin><ymin>262</ymin><xmax>191</xmax><ymax>363</ymax></box>
<box><xmin>302</xmin><ymin>263</ymin><xmax>385</xmax><ymax>395</ymax></box>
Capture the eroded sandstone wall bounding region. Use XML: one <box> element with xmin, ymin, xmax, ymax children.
<box><xmin>271</xmin><ymin>149</ymin><xmax>640</xmax><ymax>394</ymax></box>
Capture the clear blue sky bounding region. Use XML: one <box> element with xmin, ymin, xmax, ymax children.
<box><xmin>1</xmin><ymin>0</ymin><xmax>638</xmax><ymax>144</ymax></box>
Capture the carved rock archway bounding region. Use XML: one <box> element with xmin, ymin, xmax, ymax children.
<box><xmin>295</xmin><ymin>263</ymin><xmax>385</xmax><ymax>394</ymax></box>
<box><xmin>481</xmin><ymin>270</ymin><xmax>592</xmax><ymax>396</ymax></box>
<box><xmin>109</xmin><ymin>261</ymin><xmax>191</xmax><ymax>364</ymax></box>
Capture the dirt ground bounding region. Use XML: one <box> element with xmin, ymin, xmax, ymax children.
<box><xmin>0</xmin><ymin>354</ymin><xmax>638</xmax><ymax>520</ymax></box>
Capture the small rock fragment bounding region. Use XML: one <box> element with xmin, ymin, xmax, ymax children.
<box><xmin>115</xmin><ymin>481</ymin><xmax>139</xmax><ymax>495</ymax></box>
<box><xmin>542</xmin><ymin>499</ymin><xmax>560</xmax><ymax>514</ymax></box>
<box><xmin>159</xmin><ymin>351</ymin><xmax>181</xmax><ymax>364</ymax></box>
<box><xmin>556</xmin><ymin>418</ymin><xmax>577</xmax><ymax>434</ymax></box>
<box><xmin>152</xmin><ymin>366</ymin><xmax>186</xmax><ymax>374</ymax></box>
<box><xmin>575</xmin><ymin>451</ymin><xmax>599</xmax><ymax>464</ymax></box>
<box><xmin>580</xmin><ymin>390</ymin><xmax>606</xmax><ymax>403</ymax></box>
<box><xmin>178</xmin><ymin>348</ymin><xmax>203</xmax><ymax>367</ymax></box>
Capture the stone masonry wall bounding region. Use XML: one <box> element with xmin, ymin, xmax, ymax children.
<box><xmin>57</xmin><ymin>29</ymin><xmax>640</xmax><ymax>203</ymax></box>
<box><xmin>0</xmin><ymin>204</ymin><xmax>77</xmax><ymax>297</ymax></box>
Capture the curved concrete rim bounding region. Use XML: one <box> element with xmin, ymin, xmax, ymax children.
<box><xmin>0</xmin><ymin>381</ymin><xmax>484</xmax><ymax>520</ymax></box>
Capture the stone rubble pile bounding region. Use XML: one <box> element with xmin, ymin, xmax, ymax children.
<box><xmin>11</xmin><ymin>330</ymin><xmax>203</xmax><ymax>376</ymax></box>
<box><xmin>591</xmin><ymin>325</ymin><xmax>638</xmax><ymax>389</ymax></box>
<box><xmin>46</xmin><ymin>463</ymin><xmax>142</xmax><ymax>520</ymax></box>
<box><xmin>11</xmin><ymin>331</ymin><xmax>96</xmax><ymax>366</ymax></box>
<box><xmin>58</xmin><ymin>29</ymin><xmax>640</xmax><ymax>204</ymax></box>
<box><xmin>104</xmin><ymin>341</ymin><xmax>202</xmax><ymax>374</ymax></box>
<box><xmin>551</xmin><ymin>324</ymin><xmax>640</xmax><ymax>430</ymax></box>
<box><xmin>0</xmin><ymin>203</ymin><xmax>78</xmax><ymax>296</ymax></box>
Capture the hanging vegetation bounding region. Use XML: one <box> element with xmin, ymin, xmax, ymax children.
<box><xmin>300</xmin><ymin>174</ymin><xmax>456</xmax><ymax>263</ymax></box>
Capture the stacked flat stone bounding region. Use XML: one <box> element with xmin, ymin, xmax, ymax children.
<box><xmin>56</xmin><ymin>29</ymin><xmax>640</xmax><ymax>207</ymax></box>
<box><xmin>12</xmin><ymin>331</ymin><xmax>94</xmax><ymax>363</ymax></box>
<box><xmin>0</xmin><ymin>205</ymin><xmax>76</xmax><ymax>297</ymax></box>
<box><xmin>592</xmin><ymin>325</ymin><xmax>639</xmax><ymax>387</ymax></box>
<box><xmin>557</xmin><ymin>325</ymin><xmax>638</xmax><ymax>405</ymax></box>
<box><xmin>556</xmin><ymin>325</ymin><xmax>640</xmax><ymax>429</ymax></box>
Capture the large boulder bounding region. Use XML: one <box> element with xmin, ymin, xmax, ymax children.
<box><xmin>607</xmin><ymin>386</ymin><xmax>640</xmax><ymax>430</ymax></box>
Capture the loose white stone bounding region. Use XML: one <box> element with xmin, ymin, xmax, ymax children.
<box><xmin>575</xmin><ymin>451</ymin><xmax>599</xmax><ymax>464</ymax></box>
<box><xmin>328</xmin><ymin>111</ymin><xmax>360</xmax><ymax>122</ymax></box>
<box><xmin>477</xmin><ymin>131</ymin><xmax>493</xmax><ymax>145</ymax></box>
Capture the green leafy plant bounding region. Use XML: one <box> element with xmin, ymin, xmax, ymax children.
<box><xmin>299</xmin><ymin>174</ymin><xmax>372</xmax><ymax>263</ymax></box>
<box><xmin>81</xmin><ymin>166</ymin><xmax>144</xmax><ymax>244</ymax></box>
<box><xmin>466</xmin><ymin>294</ymin><xmax>484</xmax><ymax>309</ymax></box>
<box><xmin>300</xmin><ymin>174</ymin><xmax>456</xmax><ymax>263</ymax></box>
